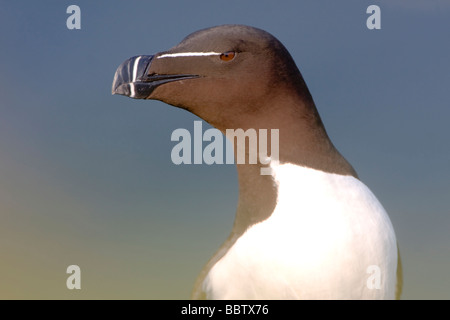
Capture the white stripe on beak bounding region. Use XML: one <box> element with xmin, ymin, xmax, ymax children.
<box><xmin>132</xmin><ymin>56</ymin><xmax>142</xmax><ymax>82</ymax></box>
<box><xmin>129</xmin><ymin>56</ymin><xmax>143</xmax><ymax>98</ymax></box>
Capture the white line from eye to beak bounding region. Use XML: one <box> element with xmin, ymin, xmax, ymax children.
<box><xmin>157</xmin><ymin>52</ymin><xmax>221</xmax><ymax>59</ymax></box>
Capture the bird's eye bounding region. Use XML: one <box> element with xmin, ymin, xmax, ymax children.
<box><xmin>220</xmin><ymin>51</ymin><xmax>236</xmax><ymax>61</ymax></box>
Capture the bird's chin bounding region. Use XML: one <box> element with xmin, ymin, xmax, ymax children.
<box><xmin>112</xmin><ymin>55</ymin><xmax>199</xmax><ymax>99</ymax></box>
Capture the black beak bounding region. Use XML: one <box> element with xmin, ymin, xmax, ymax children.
<box><xmin>112</xmin><ymin>55</ymin><xmax>199</xmax><ymax>99</ymax></box>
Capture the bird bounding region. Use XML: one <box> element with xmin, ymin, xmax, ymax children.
<box><xmin>112</xmin><ymin>24</ymin><xmax>402</xmax><ymax>299</ymax></box>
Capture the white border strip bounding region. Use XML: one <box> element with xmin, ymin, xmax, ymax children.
<box><xmin>157</xmin><ymin>52</ymin><xmax>221</xmax><ymax>59</ymax></box>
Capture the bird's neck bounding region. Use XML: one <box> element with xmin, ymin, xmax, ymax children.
<box><xmin>225</xmin><ymin>93</ymin><xmax>357</xmax><ymax>235</ymax></box>
<box><xmin>191</xmin><ymin>92</ymin><xmax>358</xmax><ymax>298</ymax></box>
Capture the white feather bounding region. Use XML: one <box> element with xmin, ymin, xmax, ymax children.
<box><xmin>203</xmin><ymin>163</ymin><xmax>398</xmax><ymax>299</ymax></box>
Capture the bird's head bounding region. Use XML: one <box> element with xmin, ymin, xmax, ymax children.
<box><xmin>112</xmin><ymin>24</ymin><xmax>310</xmax><ymax>129</ymax></box>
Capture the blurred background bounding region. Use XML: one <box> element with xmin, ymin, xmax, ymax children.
<box><xmin>0</xmin><ymin>0</ymin><xmax>449</xmax><ymax>299</ymax></box>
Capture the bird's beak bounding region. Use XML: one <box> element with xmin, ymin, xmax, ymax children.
<box><xmin>112</xmin><ymin>55</ymin><xmax>199</xmax><ymax>99</ymax></box>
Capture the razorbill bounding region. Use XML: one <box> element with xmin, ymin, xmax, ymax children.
<box><xmin>112</xmin><ymin>24</ymin><xmax>402</xmax><ymax>300</ymax></box>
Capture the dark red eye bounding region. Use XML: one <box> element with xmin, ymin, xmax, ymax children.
<box><xmin>220</xmin><ymin>51</ymin><xmax>236</xmax><ymax>61</ymax></box>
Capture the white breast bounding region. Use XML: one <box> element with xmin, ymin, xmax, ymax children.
<box><xmin>202</xmin><ymin>163</ymin><xmax>398</xmax><ymax>299</ymax></box>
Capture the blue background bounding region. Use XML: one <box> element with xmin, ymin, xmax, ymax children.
<box><xmin>0</xmin><ymin>0</ymin><xmax>449</xmax><ymax>299</ymax></box>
